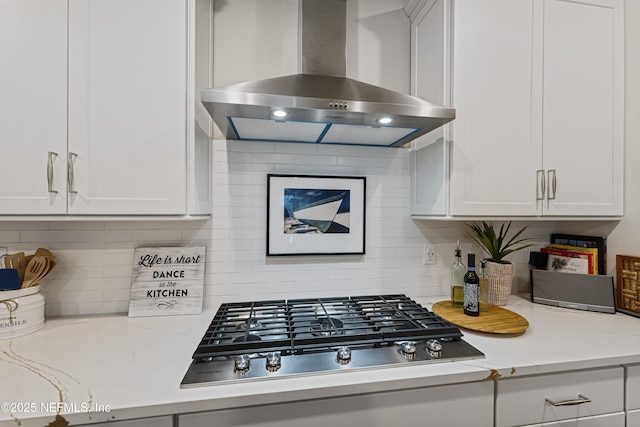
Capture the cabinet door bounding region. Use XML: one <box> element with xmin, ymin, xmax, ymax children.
<box><xmin>521</xmin><ymin>412</ymin><xmax>624</xmax><ymax>427</ymax></box>
<box><xmin>180</xmin><ymin>381</ymin><xmax>494</xmax><ymax>427</ymax></box>
<box><xmin>541</xmin><ymin>0</ymin><xmax>623</xmax><ymax>216</ymax></box>
<box><xmin>449</xmin><ymin>0</ymin><xmax>542</xmax><ymax>216</ymax></box>
<box><xmin>495</xmin><ymin>367</ymin><xmax>624</xmax><ymax>427</ymax></box>
<box><xmin>0</xmin><ymin>0</ymin><xmax>67</xmax><ymax>214</ymax></box>
<box><xmin>67</xmin><ymin>0</ymin><xmax>187</xmax><ymax>215</ymax></box>
<box><xmin>410</xmin><ymin>0</ymin><xmax>450</xmax><ymax>216</ymax></box>
<box><xmin>626</xmin><ymin>364</ymin><xmax>640</xmax><ymax>411</ymax></box>
<box><xmin>75</xmin><ymin>415</ymin><xmax>173</xmax><ymax>427</ymax></box>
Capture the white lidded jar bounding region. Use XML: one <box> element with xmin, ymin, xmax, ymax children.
<box><xmin>0</xmin><ymin>285</ymin><xmax>45</xmax><ymax>339</ymax></box>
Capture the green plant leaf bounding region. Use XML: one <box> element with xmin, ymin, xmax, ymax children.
<box><xmin>465</xmin><ymin>221</ymin><xmax>534</xmax><ymax>263</ymax></box>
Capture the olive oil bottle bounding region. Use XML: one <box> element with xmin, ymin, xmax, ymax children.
<box><xmin>479</xmin><ymin>260</ymin><xmax>490</xmax><ymax>312</ymax></box>
<box><xmin>451</xmin><ymin>242</ymin><xmax>465</xmax><ymax>308</ymax></box>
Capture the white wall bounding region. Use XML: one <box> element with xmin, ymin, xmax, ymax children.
<box><xmin>588</xmin><ymin>0</ymin><xmax>639</xmax><ymax>261</ymax></box>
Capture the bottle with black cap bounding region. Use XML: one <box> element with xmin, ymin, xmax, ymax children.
<box><xmin>463</xmin><ymin>253</ymin><xmax>480</xmax><ymax>316</ymax></box>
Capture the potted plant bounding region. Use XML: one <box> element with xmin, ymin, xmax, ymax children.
<box><xmin>466</xmin><ymin>221</ymin><xmax>533</xmax><ymax>306</ymax></box>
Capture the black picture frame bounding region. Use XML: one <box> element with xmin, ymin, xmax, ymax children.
<box><xmin>266</xmin><ymin>174</ymin><xmax>366</xmax><ymax>256</ymax></box>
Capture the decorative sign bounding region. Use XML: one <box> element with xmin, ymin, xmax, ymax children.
<box><xmin>128</xmin><ymin>246</ymin><xmax>205</xmax><ymax>317</ymax></box>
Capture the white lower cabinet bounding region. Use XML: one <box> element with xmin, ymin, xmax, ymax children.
<box><xmin>179</xmin><ymin>381</ymin><xmax>494</xmax><ymax>427</ymax></box>
<box><xmin>517</xmin><ymin>413</ymin><xmax>624</xmax><ymax>427</ymax></box>
<box><xmin>626</xmin><ymin>364</ymin><xmax>640</xmax><ymax>426</ymax></box>
<box><xmin>76</xmin><ymin>415</ymin><xmax>173</xmax><ymax>427</ymax></box>
<box><xmin>495</xmin><ymin>367</ymin><xmax>624</xmax><ymax>427</ymax></box>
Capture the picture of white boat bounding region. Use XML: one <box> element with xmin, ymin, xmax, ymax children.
<box><xmin>283</xmin><ymin>189</ymin><xmax>350</xmax><ymax>234</ymax></box>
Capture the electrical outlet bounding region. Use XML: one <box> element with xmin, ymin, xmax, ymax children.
<box><xmin>424</xmin><ymin>244</ymin><xmax>436</xmax><ymax>265</ymax></box>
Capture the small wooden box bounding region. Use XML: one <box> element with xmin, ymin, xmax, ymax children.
<box><xmin>616</xmin><ymin>255</ymin><xmax>640</xmax><ymax>317</ymax></box>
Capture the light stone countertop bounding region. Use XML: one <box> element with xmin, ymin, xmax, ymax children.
<box><xmin>1</xmin><ymin>295</ymin><xmax>639</xmax><ymax>427</ymax></box>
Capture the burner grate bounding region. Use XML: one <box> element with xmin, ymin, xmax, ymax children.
<box><xmin>192</xmin><ymin>294</ymin><xmax>463</xmax><ymax>360</ymax></box>
<box><xmin>288</xmin><ymin>297</ymin><xmax>382</xmax><ymax>350</ymax></box>
<box><xmin>193</xmin><ymin>300</ymin><xmax>292</xmax><ymax>358</ymax></box>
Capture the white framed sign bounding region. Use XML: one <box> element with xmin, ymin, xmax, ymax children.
<box><xmin>128</xmin><ymin>246</ymin><xmax>205</xmax><ymax>317</ymax></box>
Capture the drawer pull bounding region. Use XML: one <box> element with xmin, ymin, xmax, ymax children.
<box><xmin>68</xmin><ymin>152</ymin><xmax>78</xmax><ymax>194</ymax></box>
<box><xmin>536</xmin><ymin>169</ymin><xmax>546</xmax><ymax>201</ymax></box>
<box><xmin>545</xmin><ymin>394</ymin><xmax>591</xmax><ymax>406</ymax></box>
<box><xmin>47</xmin><ymin>151</ymin><xmax>59</xmax><ymax>194</ymax></box>
<box><xmin>547</xmin><ymin>169</ymin><xmax>557</xmax><ymax>200</ymax></box>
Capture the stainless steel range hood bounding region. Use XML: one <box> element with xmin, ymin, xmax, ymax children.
<box><xmin>202</xmin><ymin>0</ymin><xmax>455</xmax><ymax>148</ymax></box>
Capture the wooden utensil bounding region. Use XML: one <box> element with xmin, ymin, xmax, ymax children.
<box><xmin>35</xmin><ymin>247</ymin><xmax>57</xmax><ymax>276</ymax></box>
<box><xmin>21</xmin><ymin>256</ymin><xmax>49</xmax><ymax>288</ymax></box>
<box><xmin>30</xmin><ymin>256</ymin><xmax>51</xmax><ymax>287</ymax></box>
<box><xmin>4</xmin><ymin>252</ymin><xmax>26</xmax><ymax>283</ymax></box>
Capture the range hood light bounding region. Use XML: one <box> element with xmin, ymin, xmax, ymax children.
<box><xmin>377</xmin><ymin>117</ymin><xmax>393</xmax><ymax>125</ymax></box>
<box><xmin>270</xmin><ymin>110</ymin><xmax>289</xmax><ymax>119</ymax></box>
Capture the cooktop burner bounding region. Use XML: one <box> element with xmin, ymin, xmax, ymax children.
<box><xmin>181</xmin><ymin>294</ymin><xmax>484</xmax><ymax>387</ymax></box>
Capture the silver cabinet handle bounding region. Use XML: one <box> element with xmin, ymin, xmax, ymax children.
<box><xmin>47</xmin><ymin>151</ymin><xmax>58</xmax><ymax>194</ymax></box>
<box><xmin>68</xmin><ymin>152</ymin><xmax>78</xmax><ymax>194</ymax></box>
<box><xmin>547</xmin><ymin>169</ymin><xmax>557</xmax><ymax>200</ymax></box>
<box><xmin>536</xmin><ymin>169</ymin><xmax>546</xmax><ymax>201</ymax></box>
<box><xmin>545</xmin><ymin>394</ymin><xmax>591</xmax><ymax>406</ymax></box>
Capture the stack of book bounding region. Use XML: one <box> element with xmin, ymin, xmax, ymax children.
<box><xmin>538</xmin><ymin>234</ymin><xmax>607</xmax><ymax>276</ymax></box>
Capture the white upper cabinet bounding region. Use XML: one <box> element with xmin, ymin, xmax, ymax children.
<box><xmin>410</xmin><ymin>0</ymin><xmax>624</xmax><ymax>218</ymax></box>
<box><xmin>410</xmin><ymin>0</ymin><xmax>451</xmax><ymax>216</ymax></box>
<box><xmin>0</xmin><ymin>0</ymin><xmax>68</xmax><ymax>214</ymax></box>
<box><xmin>0</xmin><ymin>0</ymin><xmax>212</xmax><ymax>217</ymax></box>
<box><xmin>67</xmin><ymin>0</ymin><xmax>187</xmax><ymax>215</ymax></box>
<box><xmin>540</xmin><ymin>0</ymin><xmax>623</xmax><ymax>217</ymax></box>
<box><xmin>449</xmin><ymin>0</ymin><xmax>541</xmax><ymax>217</ymax></box>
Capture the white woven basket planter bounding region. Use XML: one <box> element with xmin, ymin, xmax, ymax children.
<box><xmin>486</xmin><ymin>261</ymin><xmax>515</xmax><ymax>306</ymax></box>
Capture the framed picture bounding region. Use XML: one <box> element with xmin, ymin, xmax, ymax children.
<box><xmin>267</xmin><ymin>174</ymin><xmax>366</xmax><ymax>256</ymax></box>
<box><xmin>616</xmin><ymin>254</ymin><xmax>640</xmax><ymax>318</ymax></box>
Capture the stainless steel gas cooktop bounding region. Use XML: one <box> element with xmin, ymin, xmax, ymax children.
<box><xmin>180</xmin><ymin>294</ymin><xmax>484</xmax><ymax>388</ymax></box>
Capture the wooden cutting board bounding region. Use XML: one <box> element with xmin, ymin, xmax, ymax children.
<box><xmin>432</xmin><ymin>300</ymin><xmax>529</xmax><ymax>334</ymax></box>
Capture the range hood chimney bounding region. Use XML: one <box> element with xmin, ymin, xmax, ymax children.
<box><xmin>201</xmin><ymin>0</ymin><xmax>455</xmax><ymax>148</ymax></box>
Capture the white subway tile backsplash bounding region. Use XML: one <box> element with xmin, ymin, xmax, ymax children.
<box><xmin>104</xmin><ymin>221</ymin><xmax>157</xmax><ymax>230</ymax></box>
<box><xmin>275</xmin><ymin>143</ymin><xmax>317</xmax><ymax>155</ymax></box>
<box><xmin>227</xmin><ymin>140</ymin><xmax>275</xmax><ymax>153</ymax></box>
<box><xmin>131</xmin><ymin>229</ymin><xmax>182</xmax><ymax>241</ymax></box>
<box><xmin>295</xmin><ymin>154</ymin><xmax>338</xmax><ymax>166</ymax></box>
<box><xmin>253</xmin><ymin>152</ymin><xmax>298</xmax><ymax>165</ymax></box>
<box><xmin>103</xmin><ymin>289</ymin><xmax>132</xmax><ymax>303</ymax></box>
<box><xmin>228</xmin><ymin>162</ymin><xmax>274</xmax><ymax>174</ymax></box>
<box><xmin>227</xmin><ymin>151</ymin><xmax>254</xmax><ymax>163</ymax></box>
